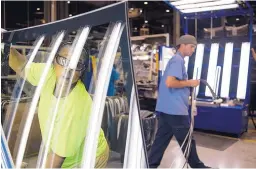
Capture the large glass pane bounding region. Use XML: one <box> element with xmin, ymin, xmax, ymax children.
<box><xmin>1</xmin><ymin>2</ymin><xmax>149</xmax><ymax>168</ymax></box>
<box><xmin>1</xmin><ymin>22</ymin><xmax>130</xmax><ymax>168</ymax></box>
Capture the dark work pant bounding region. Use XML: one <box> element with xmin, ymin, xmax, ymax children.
<box><xmin>148</xmin><ymin>113</ymin><xmax>205</xmax><ymax>168</ymax></box>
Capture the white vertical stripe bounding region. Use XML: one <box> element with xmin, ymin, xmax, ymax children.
<box><xmin>206</xmin><ymin>43</ymin><xmax>219</xmax><ymax>97</ymax></box>
<box><xmin>220</xmin><ymin>43</ymin><xmax>233</xmax><ymax>98</ymax></box>
<box><xmin>193</xmin><ymin>44</ymin><xmax>205</xmax><ymax>96</ymax></box>
<box><xmin>237</xmin><ymin>42</ymin><xmax>250</xmax><ymax>99</ymax></box>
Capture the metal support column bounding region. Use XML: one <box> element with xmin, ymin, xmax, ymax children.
<box><xmin>173</xmin><ymin>10</ymin><xmax>180</xmax><ymax>45</ymax></box>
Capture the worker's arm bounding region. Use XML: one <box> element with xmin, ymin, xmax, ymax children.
<box><xmin>164</xmin><ymin>56</ymin><xmax>199</xmax><ymax>88</ymax></box>
<box><xmin>9</xmin><ymin>47</ymin><xmax>27</xmax><ymax>77</ymax></box>
<box><xmin>45</xmin><ymin>150</ymin><xmax>65</xmax><ymax>168</ymax></box>
<box><xmin>166</xmin><ymin>76</ymin><xmax>199</xmax><ymax>88</ymax></box>
<box><xmin>252</xmin><ymin>48</ymin><xmax>256</xmax><ymax>61</ymax></box>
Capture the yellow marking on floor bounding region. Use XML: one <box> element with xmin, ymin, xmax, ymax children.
<box><xmin>200</xmin><ymin>133</ymin><xmax>256</xmax><ymax>144</ymax></box>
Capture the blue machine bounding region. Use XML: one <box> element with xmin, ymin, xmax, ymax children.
<box><xmin>160</xmin><ymin>1</ymin><xmax>254</xmax><ymax>136</ymax></box>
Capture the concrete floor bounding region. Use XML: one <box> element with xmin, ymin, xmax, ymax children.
<box><xmin>160</xmin><ymin>131</ymin><xmax>256</xmax><ymax>168</ymax></box>
<box><xmin>23</xmin><ymin>119</ymin><xmax>256</xmax><ymax>168</ymax></box>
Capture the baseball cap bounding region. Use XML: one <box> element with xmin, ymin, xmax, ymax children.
<box><xmin>177</xmin><ymin>34</ymin><xmax>197</xmax><ymax>46</ymax></box>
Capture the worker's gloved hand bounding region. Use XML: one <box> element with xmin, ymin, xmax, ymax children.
<box><xmin>1</xmin><ymin>42</ymin><xmax>12</xmax><ymax>76</ymax></box>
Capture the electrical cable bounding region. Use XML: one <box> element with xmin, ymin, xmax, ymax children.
<box><xmin>169</xmin><ymin>79</ymin><xmax>221</xmax><ymax>169</ymax></box>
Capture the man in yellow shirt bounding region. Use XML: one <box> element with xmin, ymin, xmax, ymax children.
<box><xmin>8</xmin><ymin>42</ymin><xmax>109</xmax><ymax>168</ymax></box>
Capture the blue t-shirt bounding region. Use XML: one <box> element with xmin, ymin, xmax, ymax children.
<box><xmin>156</xmin><ymin>52</ymin><xmax>190</xmax><ymax>115</ymax></box>
<box><xmin>107</xmin><ymin>68</ymin><xmax>120</xmax><ymax>96</ymax></box>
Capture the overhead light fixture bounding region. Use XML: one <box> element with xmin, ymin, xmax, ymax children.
<box><xmin>166</xmin><ymin>9</ymin><xmax>170</xmax><ymax>12</ymax></box>
<box><xmin>67</xmin><ymin>1</ymin><xmax>70</xmax><ymax>3</ymax></box>
<box><xmin>236</xmin><ymin>18</ymin><xmax>239</xmax><ymax>21</ymax></box>
<box><xmin>181</xmin><ymin>4</ymin><xmax>239</xmax><ymax>13</ymax></box>
<box><xmin>205</xmin><ymin>43</ymin><xmax>219</xmax><ymax>97</ymax></box>
<box><xmin>171</xmin><ymin>0</ymin><xmax>215</xmax><ymax>6</ymax></box>
<box><xmin>221</xmin><ymin>43</ymin><xmax>233</xmax><ymax>98</ymax></box>
<box><xmin>161</xmin><ymin>25</ymin><xmax>164</xmax><ymax>27</ymax></box>
<box><xmin>144</xmin><ymin>2</ymin><xmax>148</xmax><ymax>5</ymax></box>
<box><xmin>37</xmin><ymin>8</ymin><xmax>40</xmax><ymax>11</ymax></box>
<box><xmin>193</xmin><ymin>44</ymin><xmax>205</xmax><ymax>96</ymax></box>
<box><xmin>237</xmin><ymin>42</ymin><xmax>250</xmax><ymax>99</ymax></box>
<box><xmin>130</xmin><ymin>8</ymin><xmax>134</xmax><ymax>11</ymax></box>
<box><xmin>176</xmin><ymin>0</ymin><xmax>236</xmax><ymax>10</ymax></box>
<box><xmin>145</xmin><ymin>20</ymin><xmax>148</xmax><ymax>23</ymax></box>
<box><xmin>69</xmin><ymin>14</ymin><xmax>72</xmax><ymax>17</ymax></box>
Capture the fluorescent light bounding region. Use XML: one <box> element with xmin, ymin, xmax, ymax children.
<box><xmin>193</xmin><ymin>44</ymin><xmax>205</xmax><ymax>96</ymax></box>
<box><xmin>176</xmin><ymin>0</ymin><xmax>236</xmax><ymax>10</ymax></box>
<box><xmin>236</xmin><ymin>18</ymin><xmax>239</xmax><ymax>21</ymax></box>
<box><xmin>166</xmin><ymin>9</ymin><xmax>170</xmax><ymax>12</ymax></box>
<box><xmin>181</xmin><ymin>4</ymin><xmax>239</xmax><ymax>13</ymax></box>
<box><xmin>237</xmin><ymin>42</ymin><xmax>250</xmax><ymax>99</ymax></box>
<box><xmin>145</xmin><ymin>20</ymin><xmax>148</xmax><ymax>23</ymax></box>
<box><xmin>206</xmin><ymin>43</ymin><xmax>219</xmax><ymax>97</ymax></box>
<box><xmin>69</xmin><ymin>14</ymin><xmax>72</xmax><ymax>17</ymax></box>
<box><xmin>144</xmin><ymin>2</ymin><xmax>148</xmax><ymax>5</ymax></box>
<box><xmin>171</xmin><ymin>0</ymin><xmax>215</xmax><ymax>6</ymax></box>
<box><xmin>184</xmin><ymin>56</ymin><xmax>189</xmax><ymax>73</ymax></box>
<box><xmin>221</xmin><ymin>43</ymin><xmax>233</xmax><ymax>98</ymax></box>
<box><xmin>67</xmin><ymin>1</ymin><xmax>70</xmax><ymax>3</ymax></box>
<box><xmin>214</xmin><ymin>66</ymin><xmax>221</xmax><ymax>97</ymax></box>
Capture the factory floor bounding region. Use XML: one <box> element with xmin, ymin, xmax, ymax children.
<box><xmin>107</xmin><ymin>117</ymin><xmax>256</xmax><ymax>168</ymax></box>
<box><xmin>23</xmin><ymin>118</ymin><xmax>256</xmax><ymax>168</ymax></box>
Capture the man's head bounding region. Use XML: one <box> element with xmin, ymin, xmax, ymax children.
<box><xmin>54</xmin><ymin>43</ymin><xmax>88</xmax><ymax>84</ymax></box>
<box><xmin>177</xmin><ymin>35</ymin><xmax>197</xmax><ymax>57</ymax></box>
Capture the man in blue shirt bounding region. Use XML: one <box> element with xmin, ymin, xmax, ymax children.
<box><xmin>148</xmin><ymin>35</ymin><xmax>210</xmax><ymax>168</ymax></box>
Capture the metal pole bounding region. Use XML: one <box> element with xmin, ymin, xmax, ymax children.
<box><xmin>51</xmin><ymin>0</ymin><xmax>57</xmax><ymax>22</ymax></box>
<box><xmin>195</xmin><ymin>17</ymin><xmax>197</xmax><ymax>38</ymax></box>
<box><xmin>185</xmin><ymin>17</ymin><xmax>188</xmax><ymax>34</ymax></box>
<box><xmin>4</xmin><ymin>0</ymin><xmax>6</xmax><ymax>29</ymax></box>
<box><xmin>249</xmin><ymin>11</ymin><xmax>253</xmax><ymax>44</ymax></box>
<box><xmin>210</xmin><ymin>16</ymin><xmax>213</xmax><ymax>39</ymax></box>
<box><xmin>27</xmin><ymin>0</ymin><xmax>29</xmax><ymax>27</ymax></box>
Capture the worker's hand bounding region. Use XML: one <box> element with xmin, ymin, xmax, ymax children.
<box><xmin>188</xmin><ymin>79</ymin><xmax>200</xmax><ymax>87</ymax></box>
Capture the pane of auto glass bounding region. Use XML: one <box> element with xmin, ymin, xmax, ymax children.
<box><xmin>1</xmin><ymin>21</ymin><xmax>131</xmax><ymax>169</ymax></box>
